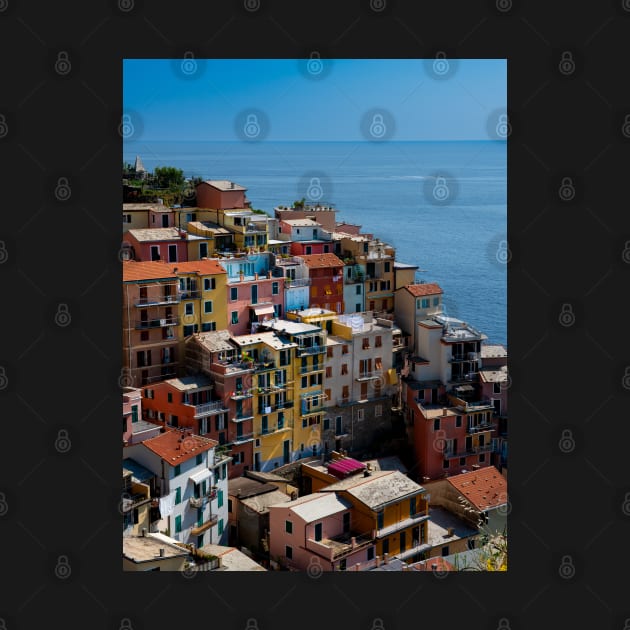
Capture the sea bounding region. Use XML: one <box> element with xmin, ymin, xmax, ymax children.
<box><xmin>123</xmin><ymin>140</ymin><xmax>507</xmax><ymax>346</ymax></box>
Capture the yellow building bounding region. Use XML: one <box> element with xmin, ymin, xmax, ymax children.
<box><xmin>122</xmin><ymin>469</ymin><xmax>152</xmax><ymax>536</ymax></box>
<box><xmin>320</xmin><ymin>470</ymin><xmax>430</xmax><ymax>563</ymax></box>
<box><xmin>260</xmin><ymin>319</ymin><xmax>328</xmax><ymax>464</ymax></box>
<box><xmin>173</xmin><ymin>260</ymin><xmax>228</xmax><ymax>362</ymax></box>
<box><xmin>230</xmin><ymin>331</ymin><xmax>297</xmax><ymax>472</ymax></box>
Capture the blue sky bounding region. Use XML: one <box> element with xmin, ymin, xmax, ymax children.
<box><xmin>123</xmin><ymin>58</ymin><xmax>506</xmax><ymax>142</ymax></box>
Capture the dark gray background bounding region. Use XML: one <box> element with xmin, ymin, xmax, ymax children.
<box><xmin>0</xmin><ymin>0</ymin><xmax>628</xmax><ymax>629</ymax></box>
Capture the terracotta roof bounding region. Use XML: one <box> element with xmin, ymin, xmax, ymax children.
<box><xmin>122</xmin><ymin>260</ymin><xmax>176</xmax><ymax>282</ymax></box>
<box><xmin>404</xmin><ymin>283</ymin><xmax>443</xmax><ymax>297</ymax></box>
<box><xmin>200</xmin><ymin>180</ymin><xmax>246</xmax><ymax>192</ymax></box>
<box><xmin>141</xmin><ymin>429</ymin><xmax>218</xmax><ymax>465</ymax></box>
<box><xmin>446</xmin><ymin>466</ymin><xmax>507</xmax><ymax>512</ymax></box>
<box><xmin>297</xmin><ymin>253</ymin><xmax>344</xmax><ymax>269</ymax></box>
<box><xmin>171</xmin><ymin>259</ymin><xmax>227</xmax><ymax>275</ymax></box>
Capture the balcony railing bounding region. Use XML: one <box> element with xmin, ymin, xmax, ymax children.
<box><xmin>134</xmin><ymin>295</ymin><xmax>180</xmax><ymax>307</ymax></box>
<box><xmin>299</xmin><ymin>364</ymin><xmax>324</xmax><ymax>374</ymax></box>
<box><xmin>189</xmin><ymin>490</ymin><xmax>217</xmax><ymax>508</ymax></box>
<box><xmin>254</xmin><ymin>360</ymin><xmax>276</xmax><ymax>372</ymax></box>
<box><xmin>230</xmin><ymin>388</ymin><xmax>254</xmax><ymax>400</ymax></box>
<box><xmin>259</xmin><ymin>421</ymin><xmax>293</xmax><ymax>436</ymax></box>
<box><xmin>467</xmin><ymin>422</ymin><xmax>497</xmax><ymax>434</ymax></box>
<box><xmin>297</xmin><ymin>346</ymin><xmax>326</xmax><ymax>357</ymax></box>
<box><xmin>232</xmin><ymin>413</ymin><xmax>254</xmax><ymax>422</ymax></box>
<box><xmin>134</xmin><ymin>317</ymin><xmax>179</xmax><ymax>329</ymax></box>
<box><xmin>284</xmin><ymin>278</ymin><xmax>311</xmax><ymax>288</ymax></box>
<box><xmin>232</xmin><ymin>432</ymin><xmax>255</xmax><ymax>444</ymax></box>
<box><xmin>190</xmin><ymin>514</ymin><xmax>219</xmax><ymax>536</ymax></box>
<box><xmin>355</xmin><ymin>371</ymin><xmax>382</xmax><ymax>382</ymax></box>
<box><xmin>179</xmin><ymin>290</ymin><xmax>202</xmax><ymax>299</ymax></box>
<box><xmin>191</xmin><ymin>400</ymin><xmax>228</xmax><ymax>418</ymax></box>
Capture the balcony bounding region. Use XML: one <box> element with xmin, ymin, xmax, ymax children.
<box><xmin>259</xmin><ymin>420</ymin><xmax>293</xmax><ymax>436</ymax></box>
<box><xmin>467</xmin><ymin>421</ymin><xmax>497</xmax><ymax>434</ymax></box>
<box><xmin>189</xmin><ymin>489</ymin><xmax>217</xmax><ymax>508</ymax></box>
<box><xmin>297</xmin><ymin>346</ymin><xmax>326</xmax><ymax>357</ymax></box>
<box><xmin>275</xmin><ymin>256</ymin><xmax>302</xmax><ymax>266</ymax></box>
<box><xmin>190</xmin><ymin>514</ymin><xmax>219</xmax><ymax>536</ymax></box>
<box><xmin>179</xmin><ymin>290</ymin><xmax>202</xmax><ymax>299</ymax></box>
<box><xmin>254</xmin><ymin>360</ymin><xmax>276</xmax><ymax>373</ymax></box>
<box><xmin>355</xmin><ymin>371</ymin><xmax>382</xmax><ymax>382</ymax></box>
<box><xmin>211</xmin><ymin>360</ymin><xmax>254</xmax><ymax>376</ymax></box>
<box><xmin>134</xmin><ymin>295</ymin><xmax>180</xmax><ymax>307</ymax></box>
<box><xmin>231</xmin><ymin>431</ymin><xmax>255</xmax><ymax>445</ymax></box>
<box><xmin>230</xmin><ymin>388</ymin><xmax>254</xmax><ymax>400</ymax></box>
<box><xmin>191</xmin><ymin>400</ymin><xmax>228</xmax><ymax>418</ymax></box>
<box><xmin>232</xmin><ymin>413</ymin><xmax>254</xmax><ymax>423</ymax></box>
<box><xmin>284</xmin><ymin>278</ymin><xmax>311</xmax><ymax>288</ymax></box>
<box><xmin>299</xmin><ymin>364</ymin><xmax>324</xmax><ymax>374</ymax></box>
<box><xmin>134</xmin><ymin>317</ymin><xmax>179</xmax><ymax>329</ymax></box>
<box><xmin>121</xmin><ymin>492</ymin><xmax>151</xmax><ymax>512</ymax></box>
<box><xmin>306</xmin><ymin>532</ymin><xmax>373</xmax><ymax>561</ymax></box>
<box><xmin>444</xmin><ymin>443</ymin><xmax>493</xmax><ymax>458</ymax></box>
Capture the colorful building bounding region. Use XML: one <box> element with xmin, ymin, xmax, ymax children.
<box><xmin>274</xmin><ymin>203</ymin><xmax>338</xmax><ymax>232</ymax></box>
<box><xmin>125</xmin><ymin>227</ymin><xmax>189</xmax><ymax>263</ymax></box>
<box><xmin>393</xmin><ymin>282</ymin><xmax>443</xmax><ymax>352</ymax></box>
<box><xmin>124</xmin><ymin>428</ymin><xmax>231</xmax><ymax>548</ymax></box>
<box><xmin>298</xmin><ymin>253</ymin><xmax>345</xmax><ymax>314</ymax></box>
<box><xmin>122</xmin><ymin>261</ymin><xmax>181</xmax><ymax>387</ymax></box>
<box><xmin>196</xmin><ymin>180</ymin><xmax>250</xmax><ymax>210</ymax></box>
<box><xmin>273</xmin><ymin>256</ymin><xmax>311</xmax><ymax>312</ymax></box>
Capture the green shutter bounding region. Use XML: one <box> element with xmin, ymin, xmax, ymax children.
<box><xmin>175</xmin><ymin>515</ymin><xmax>182</xmax><ymax>533</ymax></box>
<box><xmin>218</xmin><ymin>519</ymin><xmax>224</xmax><ymax>536</ymax></box>
<box><xmin>218</xmin><ymin>490</ymin><xmax>224</xmax><ymax>508</ymax></box>
<box><xmin>175</xmin><ymin>487</ymin><xmax>181</xmax><ymax>505</ymax></box>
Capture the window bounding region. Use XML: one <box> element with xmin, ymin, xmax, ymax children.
<box><xmin>362</xmin><ymin>337</ymin><xmax>370</xmax><ymax>350</ymax></box>
<box><xmin>375</xmin><ymin>336</ymin><xmax>382</xmax><ymax>348</ymax></box>
<box><xmin>342</xmin><ymin>345</ymin><xmax>348</xmax><ymax>355</ymax></box>
<box><xmin>196</xmin><ymin>453</ymin><xmax>202</xmax><ymax>465</ymax></box>
<box><xmin>218</xmin><ymin>490</ymin><xmax>224</xmax><ymax>508</ymax></box>
<box><xmin>272</xmin><ymin>282</ymin><xmax>279</xmax><ymax>295</ymax></box>
<box><xmin>168</xmin><ymin>244</ymin><xmax>177</xmax><ymax>263</ymax></box>
<box><xmin>341</xmin><ymin>364</ymin><xmax>348</xmax><ymax>375</ymax></box>
<box><xmin>356</xmin><ymin>408</ymin><xmax>364</xmax><ymax>421</ymax></box>
<box><xmin>175</xmin><ymin>487</ymin><xmax>181</xmax><ymax>505</ymax></box>
<box><xmin>228</xmin><ymin>498</ymin><xmax>233</xmax><ymax>513</ymax></box>
<box><xmin>342</xmin><ymin>385</ymin><xmax>349</xmax><ymax>399</ymax></box>
<box><xmin>421</xmin><ymin>298</ymin><xmax>430</xmax><ymax>308</ymax></box>
<box><xmin>433</xmin><ymin>418</ymin><xmax>440</xmax><ymax>431</ymax></box>
<box><xmin>218</xmin><ymin>519</ymin><xmax>224</xmax><ymax>536</ymax></box>
<box><xmin>467</xmin><ymin>539</ymin><xmax>476</xmax><ymax>550</ymax></box>
<box><xmin>231</xmin><ymin>311</ymin><xmax>239</xmax><ymax>325</ymax></box>
<box><xmin>201</xmin><ymin>322</ymin><xmax>216</xmax><ymax>332</ymax></box>
<box><xmin>367</xmin><ymin>546</ymin><xmax>375</xmax><ymax>561</ymax></box>
<box><xmin>459</xmin><ymin>457</ymin><xmax>466</xmax><ymax>466</ymax></box>
<box><xmin>339</xmin><ymin>558</ymin><xmax>346</xmax><ymax>571</ymax></box>
<box><xmin>456</xmin><ymin>415</ymin><xmax>462</xmax><ymax>428</ymax></box>
<box><xmin>150</xmin><ymin>245</ymin><xmax>160</xmax><ymax>261</ymax></box>
<box><xmin>183</xmin><ymin>325</ymin><xmax>195</xmax><ymax>336</ymax></box>
<box><xmin>199</xmin><ymin>243</ymin><xmax>208</xmax><ymax>259</ymax></box>
<box><xmin>305</xmin><ymin>246</ymin><xmax>312</xmax><ymax>255</ymax></box>
<box><xmin>327</xmin><ymin>346</ymin><xmax>333</xmax><ymax>358</ymax></box>
<box><xmin>323</xmin><ymin>417</ymin><xmax>330</xmax><ymax>430</ymax></box>
<box><xmin>204</xmin><ymin>277</ymin><xmax>215</xmax><ymax>291</ymax></box>
<box><xmin>382</xmin><ymin>538</ymin><xmax>389</xmax><ymax>555</ymax></box>
<box><xmin>384</xmin><ymin>262</ymin><xmax>390</xmax><ymax>273</ymax></box>
<box><xmin>493</xmin><ymin>382</ymin><xmax>502</xmax><ymax>394</ymax></box>
<box><xmin>479</xmin><ymin>453</ymin><xmax>486</xmax><ymax>463</ymax></box>
<box><xmin>377</xmin><ymin>510</ymin><xmax>384</xmax><ymax>530</ymax></box>
<box><xmin>410</xmin><ymin>497</ymin><xmax>416</xmax><ymax>517</ymax></box>
<box><xmin>314</xmin><ymin>523</ymin><xmax>322</xmax><ymax>541</ymax></box>
<box><xmin>356</xmin><ymin>285</ymin><xmax>361</xmax><ymax>295</ymax></box>
<box><xmin>441</xmin><ymin>546</ymin><xmax>449</xmax><ymax>557</ymax></box>
<box><xmin>230</xmin><ymin>287</ymin><xmax>239</xmax><ymax>301</ymax></box>
<box><xmin>185</xmin><ymin>303</ymin><xmax>194</xmax><ymax>316</ymax></box>
<box><xmin>375</xmin><ymin>405</ymin><xmax>382</xmax><ymax>417</ymax></box>
<box><xmin>131</xmin><ymin>405</ymin><xmax>138</xmax><ymax>423</ymax></box>
<box><xmin>443</xmin><ymin>459</ymin><xmax>449</xmax><ymax>469</ymax></box>
<box><xmin>204</xmin><ymin>300</ymin><xmax>213</xmax><ymax>314</ymax></box>
<box><xmin>173</xmin><ymin>464</ymin><xmax>181</xmax><ymax>477</ymax></box>
<box><xmin>167</xmin><ymin>393</ymin><xmax>172</xmax><ymax>403</ymax></box>
<box><xmin>285</xmin><ymin>520</ymin><xmax>293</xmax><ymax>534</ymax></box>
<box><xmin>324</xmin><ymin>388</ymin><xmax>331</xmax><ymax>403</ymax></box>
<box><xmin>433</xmin><ymin>297</ymin><xmax>439</xmax><ymax>306</ymax></box>
<box><xmin>301</xmin><ymin>376</ymin><xmax>307</xmax><ymax>388</ymax></box>
<box><xmin>140</xmin><ymin>330</ymin><xmax>149</xmax><ymax>341</ymax></box>
<box><xmin>286</xmin><ymin>545</ymin><xmax>293</xmax><ymax>560</ymax></box>
<box><xmin>325</xmin><ymin>366</ymin><xmax>332</xmax><ymax>378</ymax></box>
<box><xmin>175</xmin><ymin>515</ymin><xmax>182</xmax><ymax>533</ymax></box>
<box><xmin>144</xmin><ymin>389</ymin><xmax>154</xmax><ymax>399</ymax></box>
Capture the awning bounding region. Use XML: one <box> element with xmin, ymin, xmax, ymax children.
<box><xmin>253</xmin><ymin>305</ymin><xmax>275</xmax><ymax>316</ymax></box>
<box><xmin>189</xmin><ymin>468</ymin><xmax>212</xmax><ymax>485</ymax></box>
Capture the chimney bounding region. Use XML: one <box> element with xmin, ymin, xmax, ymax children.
<box><xmin>375</xmin><ymin>555</ymin><xmax>381</xmax><ymax>567</ymax></box>
<box><xmin>351</xmin><ymin>537</ymin><xmax>356</xmax><ymax>549</ymax></box>
<box><xmin>383</xmin><ymin>552</ymin><xmax>389</xmax><ymax>565</ymax></box>
<box><xmin>431</xmin><ymin>563</ymin><xmax>438</xmax><ymax>572</ymax></box>
<box><xmin>158</xmin><ymin>548</ymin><xmax>165</xmax><ymax>557</ymax></box>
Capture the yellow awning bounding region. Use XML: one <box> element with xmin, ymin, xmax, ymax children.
<box><xmin>386</xmin><ymin>368</ymin><xmax>398</xmax><ymax>385</ymax></box>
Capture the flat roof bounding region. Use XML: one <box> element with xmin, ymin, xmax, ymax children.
<box><xmin>230</xmin><ymin>330</ymin><xmax>297</xmax><ymax>350</ymax></box>
<box><xmin>394</xmin><ymin>262</ymin><xmax>420</xmax><ymax>269</ymax></box>
<box><xmin>281</xmin><ymin>219</ymin><xmax>320</xmax><ymax>227</ymax></box>
<box><xmin>288</xmin><ymin>492</ymin><xmax>352</xmax><ymax>522</ymax></box>
<box><xmin>480</xmin><ymin>344</ymin><xmax>508</xmax><ymax>359</ymax></box>
<box><xmin>198</xmin><ymin>544</ymin><xmax>266</xmax><ymax>571</ymax></box>
<box><xmin>240</xmin><ymin>490</ymin><xmax>292</xmax><ymax>513</ymax></box>
<box><xmin>478</xmin><ymin>366</ymin><xmax>508</xmax><ymax>384</ymax></box>
<box><xmin>229</xmin><ymin>476</ymin><xmax>278</xmax><ymax>499</ymax></box>
<box><xmin>163</xmin><ymin>375</ymin><xmax>213</xmax><ymax>391</ymax></box>
<box><xmin>189</xmin><ymin>329</ymin><xmax>235</xmax><ymax>353</ymax></box>
<box><xmin>427</xmin><ymin>506</ymin><xmax>478</xmax><ymax>547</ymax></box>
<box><xmin>321</xmin><ymin>471</ymin><xmax>424</xmax><ymax>509</ymax></box>
<box><xmin>123</xmin><ymin>533</ymin><xmax>188</xmax><ymax>563</ymax></box>
<box><xmin>128</xmin><ymin>227</ymin><xmax>182</xmax><ymax>242</ymax></box>
<box><xmin>201</xmin><ymin>180</ymin><xmax>246</xmax><ymax>191</ymax></box>
<box><xmin>262</xmin><ymin>319</ymin><xmax>321</xmax><ymax>336</ymax></box>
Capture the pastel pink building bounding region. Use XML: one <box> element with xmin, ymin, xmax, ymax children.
<box><xmin>268</xmin><ymin>492</ymin><xmax>374</xmax><ymax>572</ymax></box>
<box><xmin>196</xmin><ymin>180</ymin><xmax>250</xmax><ymax>210</ymax></box>
<box><xmin>226</xmin><ymin>275</ymin><xmax>285</xmax><ymax>336</ymax></box>
<box><xmin>125</xmin><ymin>227</ymin><xmax>189</xmax><ymax>263</ymax></box>
<box><xmin>122</xmin><ymin>387</ymin><xmax>161</xmax><ymax>446</ymax></box>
